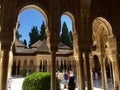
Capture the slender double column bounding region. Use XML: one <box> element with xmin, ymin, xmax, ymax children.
<box><xmin>75</xmin><ymin>51</ymin><xmax>85</xmax><ymax>90</ymax></box>
<box><xmin>85</xmin><ymin>52</ymin><xmax>93</xmax><ymax>90</ymax></box>
<box><xmin>100</xmin><ymin>56</ymin><xmax>108</xmax><ymax>90</ymax></box>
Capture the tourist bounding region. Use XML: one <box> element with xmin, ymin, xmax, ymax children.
<box><xmin>95</xmin><ymin>71</ymin><xmax>98</xmax><ymax>80</ymax></box>
<box><xmin>64</xmin><ymin>72</ymin><xmax>68</xmax><ymax>88</ymax></box>
<box><xmin>68</xmin><ymin>76</ymin><xmax>75</xmax><ymax>90</ymax></box>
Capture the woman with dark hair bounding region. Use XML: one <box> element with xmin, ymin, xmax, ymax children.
<box><xmin>68</xmin><ymin>77</ymin><xmax>75</xmax><ymax>90</ymax></box>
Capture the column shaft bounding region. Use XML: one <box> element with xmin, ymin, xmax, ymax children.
<box><xmin>1</xmin><ymin>49</ymin><xmax>10</xmax><ymax>90</ymax></box>
<box><xmin>111</xmin><ymin>60</ymin><xmax>119</xmax><ymax>90</ymax></box>
<box><xmin>101</xmin><ymin>57</ymin><xmax>108</xmax><ymax>90</ymax></box>
<box><xmin>75</xmin><ymin>51</ymin><xmax>85</xmax><ymax>90</ymax></box>
<box><xmin>0</xmin><ymin>51</ymin><xmax>3</xmax><ymax>90</ymax></box>
<box><xmin>36</xmin><ymin>65</ymin><xmax>40</xmax><ymax>72</ymax></box>
<box><xmin>85</xmin><ymin>52</ymin><xmax>93</xmax><ymax>90</ymax></box>
<box><xmin>47</xmin><ymin>60</ymin><xmax>50</xmax><ymax>72</ymax></box>
<box><xmin>50</xmin><ymin>52</ymin><xmax>56</xmax><ymax>90</ymax></box>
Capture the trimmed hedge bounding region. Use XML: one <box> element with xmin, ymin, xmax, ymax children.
<box><xmin>22</xmin><ymin>72</ymin><xmax>60</xmax><ymax>90</ymax></box>
<box><xmin>20</xmin><ymin>69</ymin><xmax>27</xmax><ymax>77</ymax></box>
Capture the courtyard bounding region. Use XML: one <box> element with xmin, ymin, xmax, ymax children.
<box><xmin>7</xmin><ymin>77</ymin><xmax>113</xmax><ymax>90</ymax></box>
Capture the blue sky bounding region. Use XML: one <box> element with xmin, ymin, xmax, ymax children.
<box><xmin>18</xmin><ymin>9</ymin><xmax>72</xmax><ymax>44</ymax></box>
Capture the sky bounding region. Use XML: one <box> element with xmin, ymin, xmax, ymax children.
<box><xmin>18</xmin><ymin>8</ymin><xmax>72</xmax><ymax>45</ymax></box>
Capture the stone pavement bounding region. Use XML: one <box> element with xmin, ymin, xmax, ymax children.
<box><xmin>7</xmin><ymin>78</ymin><xmax>113</xmax><ymax>90</ymax></box>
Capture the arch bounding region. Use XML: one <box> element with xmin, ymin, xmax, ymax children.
<box><xmin>62</xmin><ymin>12</ymin><xmax>75</xmax><ymax>33</ymax></box>
<box><xmin>30</xmin><ymin>60</ymin><xmax>34</xmax><ymax>66</ymax></box>
<box><xmin>92</xmin><ymin>17</ymin><xmax>113</xmax><ymax>39</ymax></box>
<box><xmin>92</xmin><ymin>17</ymin><xmax>117</xmax><ymax>57</ymax></box>
<box><xmin>12</xmin><ymin>60</ymin><xmax>16</xmax><ymax>75</ymax></box>
<box><xmin>92</xmin><ymin>17</ymin><xmax>116</xmax><ymax>89</ymax></box>
<box><xmin>17</xmin><ymin>60</ymin><xmax>21</xmax><ymax>75</ymax></box>
<box><xmin>24</xmin><ymin>60</ymin><xmax>27</xmax><ymax>66</ymax></box>
<box><xmin>39</xmin><ymin>60</ymin><xmax>42</xmax><ymax>71</ymax></box>
<box><xmin>93</xmin><ymin>55</ymin><xmax>101</xmax><ymax>80</ymax></box>
<box><xmin>42</xmin><ymin>59</ymin><xmax>47</xmax><ymax>72</ymax></box>
<box><xmin>64</xmin><ymin>60</ymin><xmax>67</xmax><ymax>70</ymax></box>
<box><xmin>16</xmin><ymin>4</ymin><xmax>48</xmax><ymax>32</ymax></box>
<box><xmin>105</xmin><ymin>57</ymin><xmax>113</xmax><ymax>79</ymax></box>
<box><xmin>93</xmin><ymin>55</ymin><xmax>101</xmax><ymax>71</ymax></box>
<box><xmin>60</xmin><ymin>60</ymin><xmax>63</xmax><ymax>70</ymax></box>
<box><xmin>92</xmin><ymin>17</ymin><xmax>115</xmax><ymax>53</ymax></box>
<box><xmin>105</xmin><ymin>57</ymin><xmax>114</xmax><ymax>89</ymax></box>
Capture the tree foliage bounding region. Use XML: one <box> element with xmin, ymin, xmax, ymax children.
<box><xmin>39</xmin><ymin>21</ymin><xmax>46</xmax><ymax>41</ymax></box>
<box><xmin>23</xmin><ymin>39</ymin><xmax>27</xmax><ymax>47</ymax></box>
<box><xmin>28</xmin><ymin>21</ymin><xmax>73</xmax><ymax>48</ymax></box>
<box><xmin>16</xmin><ymin>22</ymin><xmax>22</xmax><ymax>40</ymax></box>
<box><xmin>69</xmin><ymin>31</ymin><xmax>73</xmax><ymax>48</ymax></box>
<box><xmin>60</xmin><ymin>22</ymin><xmax>72</xmax><ymax>48</ymax></box>
<box><xmin>29</xmin><ymin>26</ymin><xmax>40</xmax><ymax>47</ymax></box>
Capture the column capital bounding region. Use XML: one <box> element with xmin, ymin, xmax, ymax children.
<box><xmin>0</xmin><ymin>42</ymin><xmax>12</xmax><ymax>51</ymax></box>
<box><xmin>0</xmin><ymin>30</ymin><xmax>15</xmax><ymax>42</ymax></box>
<box><xmin>46</xmin><ymin>34</ymin><xmax>60</xmax><ymax>53</ymax></box>
<box><xmin>0</xmin><ymin>30</ymin><xmax>16</xmax><ymax>51</ymax></box>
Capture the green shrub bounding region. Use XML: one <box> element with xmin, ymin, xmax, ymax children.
<box><xmin>20</xmin><ymin>69</ymin><xmax>27</xmax><ymax>77</ymax></box>
<box><xmin>22</xmin><ymin>72</ymin><xmax>60</xmax><ymax>90</ymax></box>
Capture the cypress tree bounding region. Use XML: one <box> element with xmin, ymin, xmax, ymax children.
<box><xmin>16</xmin><ymin>22</ymin><xmax>22</xmax><ymax>40</ymax></box>
<box><xmin>23</xmin><ymin>39</ymin><xmax>27</xmax><ymax>47</ymax></box>
<box><xmin>69</xmin><ymin>31</ymin><xmax>73</xmax><ymax>48</ymax></box>
<box><xmin>29</xmin><ymin>26</ymin><xmax>40</xmax><ymax>47</ymax></box>
<box><xmin>60</xmin><ymin>22</ymin><xmax>72</xmax><ymax>48</ymax></box>
<box><xmin>39</xmin><ymin>21</ymin><xmax>46</xmax><ymax>41</ymax></box>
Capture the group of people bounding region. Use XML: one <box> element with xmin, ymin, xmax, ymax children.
<box><xmin>56</xmin><ymin>70</ymin><xmax>76</xmax><ymax>90</ymax></box>
<box><xmin>64</xmin><ymin>71</ymin><xmax>76</xmax><ymax>90</ymax></box>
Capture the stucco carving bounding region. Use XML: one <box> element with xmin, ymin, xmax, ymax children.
<box><xmin>0</xmin><ymin>5</ymin><xmax>2</xmax><ymax>16</ymax></box>
<box><xmin>92</xmin><ymin>17</ymin><xmax>113</xmax><ymax>51</ymax></box>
